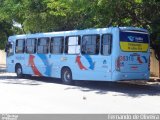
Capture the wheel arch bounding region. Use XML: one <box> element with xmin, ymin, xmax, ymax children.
<box><xmin>15</xmin><ymin>63</ymin><xmax>22</xmax><ymax>72</ymax></box>
<box><xmin>61</xmin><ymin>66</ymin><xmax>72</xmax><ymax>75</ymax></box>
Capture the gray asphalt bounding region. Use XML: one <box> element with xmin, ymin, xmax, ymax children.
<box><xmin>0</xmin><ymin>67</ymin><xmax>160</xmax><ymax>113</ymax></box>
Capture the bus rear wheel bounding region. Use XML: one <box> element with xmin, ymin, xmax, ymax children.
<box><xmin>16</xmin><ymin>64</ymin><xmax>23</xmax><ymax>78</ymax></box>
<box><xmin>61</xmin><ymin>68</ymin><xmax>73</xmax><ymax>85</ymax></box>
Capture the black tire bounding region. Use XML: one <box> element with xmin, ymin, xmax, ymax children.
<box><xmin>16</xmin><ymin>65</ymin><xmax>23</xmax><ymax>78</ymax></box>
<box><xmin>61</xmin><ymin>68</ymin><xmax>73</xmax><ymax>85</ymax></box>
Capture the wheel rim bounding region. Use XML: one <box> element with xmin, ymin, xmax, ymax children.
<box><xmin>17</xmin><ymin>67</ymin><xmax>22</xmax><ymax>75</ymax></box>
<box><xmin>64</xmin><ymin>71</ymin><xmax>71</xmax><ymax>82</ymax></box>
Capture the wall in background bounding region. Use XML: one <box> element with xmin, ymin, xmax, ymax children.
<box><xmin>0</xmin><ymin>50</ymin><xmax>6</xmax><ymax>65</ymax></box>
<box><xmin>150</xmin><ymin>49</ymin><xmax>159</xmax><ymax>77</ymax></box>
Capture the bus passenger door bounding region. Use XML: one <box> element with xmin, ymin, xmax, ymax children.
<box><xmin>35</xmin><ymin>37</ymin><xmax>50</xmax><ymax>77</ymax></box>
<box><xmin>99</xmin><ymin>34</ymin><xmax>112</xmax><ymax>80</ymax></box>
<box><xmin>49</xmin><ymin>37</ymin><xmax>65</xmax><ymax>78</ymax></box>
<box><xmin>6</xmin><ymin>41</ymin><xmax>15</xmax><ymax>72</ymax></box>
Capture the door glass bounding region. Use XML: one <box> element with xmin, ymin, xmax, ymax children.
<box><xmin>6</xmin><ymin>42</ymin><xmax>14</xmax><ymax>57</ymax></box>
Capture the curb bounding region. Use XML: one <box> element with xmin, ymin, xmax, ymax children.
<box><xmin>0</xmin><ymin>68</ymin><xmax>6</xmax><ymax>73</ymax></box>
<box><xmin>149</xmin><ymin>77</ymin><xmax>160</xmax><ymax>82</ymax></box>
<box><xmin>0</xmin><ymin>65</ymin><xmax>6</xmax><ymax>73</ymax></box>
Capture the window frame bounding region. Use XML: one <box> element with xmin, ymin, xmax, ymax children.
<box><xmin>6</xmin><ymin>42</ymin><xmax>14</xmax><ymax>57</ymax></box>
<box><xmin>65</xmin><ymin>35</ymin><xmax>81</xmax><ymax>55</ymax></box>
<box><xmin>101</xmin><ymin>34</ymin><xmax>112</xmax><ymax>56</ymax></box>
<box><xmin>37</xmin><ymin>37</ymin><xmax>50</xmax><ymax>54</ymax></box>
<box><xmin>81</xmin><ymin>34</ymin><xmax>100</xmax><ymax>55</ymax></box>
<box><xmin>50</xmin><ymin>36</ymin><xmax>64</xmax><ymax>54</ymax></box>
<box><xmin>15</xmin><ymin>39</ymin><xmax>25</xmax><ymax>54</ymax></box>
<box><xmin>25</xmin><ymin>38</ymin><xmax>37</xmax><ymax>54</ymax></box>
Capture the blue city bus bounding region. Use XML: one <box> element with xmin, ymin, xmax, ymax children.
<box><xmin>5</xmin><ymin>27</ymin><xmax>150</xmax><ymax>84</ymax></box>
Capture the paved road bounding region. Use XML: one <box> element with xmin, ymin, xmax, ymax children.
<box><xmin>0</xmin><ymin>71</ymin><xmax>160</xmax><ymax>113</ymax></box>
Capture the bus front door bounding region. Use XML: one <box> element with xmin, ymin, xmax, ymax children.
<box><xmin>6</xmin><ymin>42</ymin><xmax>15</xmax><ymax>72</ymax></box>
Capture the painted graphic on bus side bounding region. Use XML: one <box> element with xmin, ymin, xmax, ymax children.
<box><xmin>76</xmin><ymin>55</ymin><xmax>95</xmax><ymax>70</ymax></box>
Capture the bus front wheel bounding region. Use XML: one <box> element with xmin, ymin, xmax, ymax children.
<box><xmin>61</xmin><ymin>68</ymin><xmax>73</xmax><ymax>85</ymax></box>
<box><xmin>16</xmin><ymin>64</ymin><xmax>23</xmax><ymax>78</ymax></box>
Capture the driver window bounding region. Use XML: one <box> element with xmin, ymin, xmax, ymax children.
<box><xmin>5</xmin><ymin>42</ymin><xmax>14</xmax><ymax>57</ymax></box>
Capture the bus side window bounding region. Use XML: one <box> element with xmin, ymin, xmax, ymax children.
<box><xmin>81</xmin><ymin>35</ymin><xmax>100</xmax><ymax>55</ymax></box>
<box><xmin>50</xmin><ymin>37</ymin><xmax>64</xmax><ymax>54</ymax></box>
<box><xmin>65</xmin><ymin>36</ymin><xmax>81</xmax><ymax>54</ymax></box>
<box><xmin>101</xmin><ymin>34</ymin><xmax>112</xmax><ymax>55</ymax></box>
<box><xmin>26</xmin><ymin>38</ymin><xmax>37</xmax><ymax>54</ymax></box>
<box><xmin>37</xmin><ymin>37</ymin><xmax>49</xmax><ymax>54</ymax></box>
<box><xmin>15</xmin><ymin>39</ymin><xmax>25</xmax><ymax>53</ymax></box>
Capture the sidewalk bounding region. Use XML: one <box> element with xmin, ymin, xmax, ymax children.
<box><xmin>149</xmin><ymin>76</ymin><xmax>160</xmax><ymax>82</ymax></box>
<box><xmin>0</xmin><ymin>64</ymin><xmax>6</xmax><ymax>72</ymax></box>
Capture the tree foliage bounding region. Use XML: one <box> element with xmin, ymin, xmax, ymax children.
<box><xmin>0</xmin><ymin>0</ymin><xmax>160</xmax><ymax>49</ymax></box>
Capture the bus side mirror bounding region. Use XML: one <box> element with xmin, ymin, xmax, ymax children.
<box><xmin>5</xmin><ymin>42</ymin><xmax>10</xmax><ymax>53</ymax></box>
<box><xmin>5</xmin><ymin>48</ymin><xmax>8</xmax><ymax>53</ymax></box>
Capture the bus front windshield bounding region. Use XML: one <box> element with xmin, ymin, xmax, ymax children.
<box><xmin>120</xmin><ymin>31</ymin><xmax>149</xmax><ymax>52</ymax></box>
